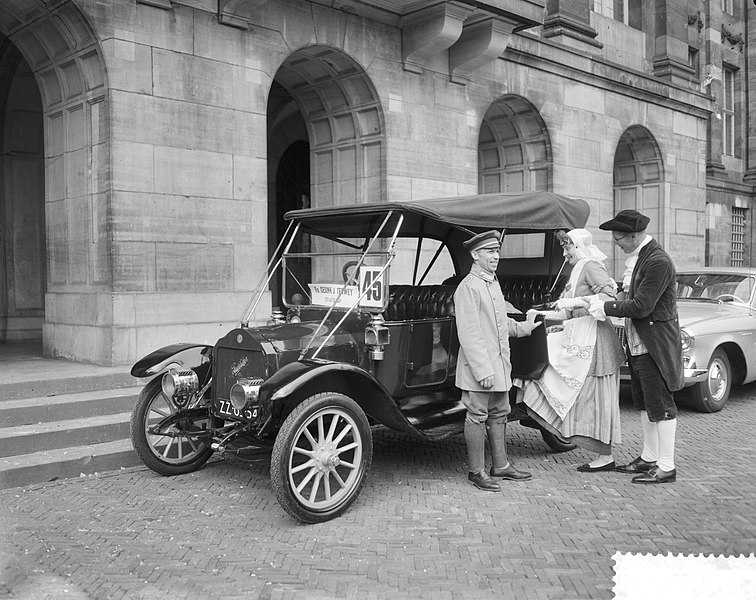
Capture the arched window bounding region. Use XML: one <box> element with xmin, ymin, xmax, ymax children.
<box><xmin>478</xmin><ymin>95</ymin><xmax>551</xmax><ymax>193</ymax></box>
<box><xmin>612</xmin><ymin>126</ymin><xmax>664</xmax><ymax>278</ymax></box>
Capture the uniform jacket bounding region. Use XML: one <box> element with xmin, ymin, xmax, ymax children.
<box><xmin>603</xmin><ymin>238</ymin><xmax>684</xmax><ymax>391</ymax></box>
<box><xmin>454</xmin><ymin>265</ymin><xmax>533</xmax><ymax>392</ymax></box>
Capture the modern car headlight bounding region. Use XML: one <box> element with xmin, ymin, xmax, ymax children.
<box><xmin>229</xmin><ymin>378</ymin><xmax>263</xmax><ymax>410</ymax></box>
<box><xmin>680</xmin><ymin>329</ymin><xmax>694</xmax><ymax>352</ymax></box>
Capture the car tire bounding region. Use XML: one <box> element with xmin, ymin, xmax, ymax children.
<box><xmin>271</xmin><ymin>392</ymin><xmax>372</xmax><ymax>523</ymax></box>
<box><xmin>130</xmin><ymin>376</ymin><xmax>216</xmax><ymax>476</ymax></box>
<box><xmin>688</xmin><ymin>348</ymin><xmax>731</xmax><ymax>413</ymax></box>
<box><xmin>540</xmin><ymin>428</ymin><xmax>577</xmax><ymax>453</ymax></box>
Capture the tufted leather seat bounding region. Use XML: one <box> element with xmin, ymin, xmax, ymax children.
<box><xmin>384</xmin><ymin>285</ymin><xmax>456</xmax><ymax>321</ymax></box>
<box><xmin>499</xmin><ymin>275</ymin><xmax>554</xmax><ymax>312</ymax></box>
<box><xmin>384</xmin><ymin>275</ymin><xmax>554</xmax><ymax>320</ymax></box>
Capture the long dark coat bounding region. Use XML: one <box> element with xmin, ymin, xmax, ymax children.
<box><xmin>603</xmin><ymin>239</ymin><xmax>684</xmax><ymax>392</ymax></box>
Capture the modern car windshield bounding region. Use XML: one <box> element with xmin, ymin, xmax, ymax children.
<box><xmin>676</xmin><ymin>273</ymin><xmax>755</xmax><ymax>303</ymax></box>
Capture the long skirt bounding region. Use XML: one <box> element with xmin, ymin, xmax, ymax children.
<box><xmin>521</xmin><ymin>371</ymin><xmax>621</xmax><ymax>455</ymax></box>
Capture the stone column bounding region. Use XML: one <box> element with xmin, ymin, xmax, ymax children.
<box><xmin>745</xmin><ymin>1</ymin><xmax>756</xmax><ymax>181</ymax></box>
<box><xmin>542</xmin><ymin>0</ymin><xmax>602</xmax><ymax>51</ymax></box>
<box><xmin>652</xmin><ymin>0</ymin><xmax>696</xmax><ymax>86</ymax></box>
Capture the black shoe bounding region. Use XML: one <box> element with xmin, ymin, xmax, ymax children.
<box><xmin>616</xmin><ymin>457</ymin><xmax>656</xmax><ymax>474</ymax></box>
<box><xmin>576</xmin><ymin>461</ymin><xmax>616</xmax><ymax>473</ymax></box>
<box><xmin>632</xmin><ymin>467</ymin><xmax>676</xmax><ymax>484</ymax></box>
<box><xmin>489</xmin><ymin>464</ymin><xmax>532</xmax><ymax>481</ymax></box>
<box><xmin>468</xmin><ymin>470</ymin><xmax>501</xmax><ymax>491</ymax></box>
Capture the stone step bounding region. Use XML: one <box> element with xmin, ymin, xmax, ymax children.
<box><xmin>0</xmin><ymin>411</ymin><xmax>134</xmax><ymax>458</ymax></box>
<box><xmin>0</xmin><ymin>372</ymin><xmax>138</xmax><ymax>402</ymax></box>
<box><xmin>0</xmin><ymin>387</ymin><xmax>141</xmax><ymax>428</ymax></box>
<box><xmin>0</xmin><ymin>381</ymin><xmax>147</xmax><ymax>489</ymax></box>
<box><xmin>0</xmin><ymin>438</ymin><xmax>141</xmax><ymax>490</ymax></box>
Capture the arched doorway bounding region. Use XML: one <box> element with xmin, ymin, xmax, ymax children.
<box><xmin>272</xmin><ymin>140</ymin><xmax>310</xmax><ymax>305</ymax></box>
<box><xmin>612</xmin><ymin>126</ymin><xmax>664</xmax><ymax>278</ymax></box>
<box><xmin>0</xmin><ymin>41</ymin><xmax>44</xmax><ymax>344</ymax></box>
<box><xmin>0</xmin><ymin>4</ymin><xmax>107</xmax><ymax>359</ymax></box>
<box><xmin>478</xmin><ymin>95</ymin><xmax>552</xmax><ymax>194</ymax></box>
<box><xmin>267</xmin><ymin>46</ymin><xmax>385</xmax><ymax>305</ymax></box>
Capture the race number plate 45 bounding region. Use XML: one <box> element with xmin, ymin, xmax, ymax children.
<box><xmin>358</xmin><ymin>265</ymin><xmax>388</xmax><ymax>310</ymax></box>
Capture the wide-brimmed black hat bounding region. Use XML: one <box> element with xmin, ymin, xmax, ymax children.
<box><xmin>463</xmin><ymin>230</ymin><xmax>501</xmax><ymax>251</ymax></box>
<box><xmin>599</xmin><ymin>209</ymin><xmax>650</xmax><ymax>233</ymax></box>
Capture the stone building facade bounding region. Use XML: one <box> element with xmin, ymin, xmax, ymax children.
<box><xmin>0</xmin><ymin>0</ymin><xmax>749</xmax><ymax>365</ymax></box>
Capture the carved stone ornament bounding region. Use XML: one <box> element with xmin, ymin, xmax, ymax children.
<box><xmin>721</xmin><ymin>24</ymin><xmax>744</xmax><ymax>53</ymax></box>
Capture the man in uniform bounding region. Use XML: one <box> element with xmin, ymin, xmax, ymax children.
<box><xmin>454</xmin><ymin>230</ymin><xmax>542</xmax><ymax>491</ymax></box>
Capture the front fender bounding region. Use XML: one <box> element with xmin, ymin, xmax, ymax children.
<box><xmin>261</xmin><ymin>360</ymin><xmax>420</xmax><ymax>436</ymax></box>
<box><xmin>131</xmin><ymin>343</ymin><xmax>212</xmax><ymax>378</ymax></box>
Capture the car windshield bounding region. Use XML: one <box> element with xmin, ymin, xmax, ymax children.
<box><xmin>676</xmin><ymin>273</ymin><xmax>756</xmax><ymax>304</ymax></box>
<box><xmin>281</xmin><ymin>230</ymin><xmax>454</xmax><ymax>311</ymax></box>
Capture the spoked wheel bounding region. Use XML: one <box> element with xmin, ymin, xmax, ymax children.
<box><xmin>130</xmin><ymin>376</ymin><xmax>215</xmax><ymax>476</ymax></box>
<box><xmin>540</xmin><ymin>428</ymin><xmax>577</xmax><ymax>453</ymax></box>
<box><xmin>689</xmin><ymin>348</ymin><xmax>731</xmax><ymax>413</ymax></box>
<box><xmin>271</xmin><ymin>392</ymin><xmax>372</xmax><ymax>523</ymax></box>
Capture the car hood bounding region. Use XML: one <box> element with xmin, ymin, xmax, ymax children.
<box><xmin>254</xmin><ymin>313</ymin><xmax>364</xmax><ymax>352</ymax></box>
<box><xmin>676</xmin><ymin>300</ymin><xmax>754</xmax><ymax>331</ymax></box>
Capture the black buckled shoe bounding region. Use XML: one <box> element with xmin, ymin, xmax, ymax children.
<box><xmin>615</xmin><ymin>457</ymin><xmax>656</xmax><ymax>474</ymax></box>
<box><xmin>468</xmin><ymin>470</ymin><xmax>501</xmax><ymax>491</ymax></box>
<box><xmin>489</xmin><ymin>464</ymin><xmax>532</xmax><ymax>481</ymax></box>
<box><xmin>632</xmin><ymin>467</ymin><xmax>676</xmax><ymax>484</ymax></box>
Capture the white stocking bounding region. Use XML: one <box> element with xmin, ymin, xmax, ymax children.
<box><xmin>656</xmin><ymin>418</ymin><xmax>677</xmax><ymax>471</ymax></box>
<box><xmin>639</xmin><ymin>411</ymin><xmax>658</xmax><ymax>462</ymax></box>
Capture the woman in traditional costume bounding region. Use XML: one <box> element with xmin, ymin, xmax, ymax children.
<box><xmin>524</xmin><ymin>228</ymin><xmax>626</xmax><ymax>472</ymax></box>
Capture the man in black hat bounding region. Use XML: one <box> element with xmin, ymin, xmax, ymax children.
<box><xmin>589</xmin><ymin>209</ymin><xmax>683</xmax><ymax>484</ymax></box>
<box><xmin>454</xmin><ymin>230</ymin><xmax>542</xmax><ymax>491</ymax></box>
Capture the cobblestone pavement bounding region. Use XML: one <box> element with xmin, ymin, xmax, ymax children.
<box><xmin>2</xmin><ymin>386</ymin><xmax>755</xmax><ymax>600</ymax></box>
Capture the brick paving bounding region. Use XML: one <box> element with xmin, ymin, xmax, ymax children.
<box><xmin>1</xmin><ymin>385</ymin><xmax>755</xmax><ymax>600</ymax></box>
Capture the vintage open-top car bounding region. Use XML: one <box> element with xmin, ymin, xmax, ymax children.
<box><xmin>129</xmin><ymin>191</ymin><xmax>589</xmax><ymax>522</ymax></box>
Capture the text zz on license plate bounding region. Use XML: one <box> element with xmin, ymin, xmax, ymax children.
<box><xmin>215</xmin><ymin>399</ymin><xmax>258</xmax><ymax>420</ymax></box>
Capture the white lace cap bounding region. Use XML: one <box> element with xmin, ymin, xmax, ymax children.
<box><xmin>567</xmin><ymin>228</ymin><xmax>607</xmax><ymax>263</ymax></box>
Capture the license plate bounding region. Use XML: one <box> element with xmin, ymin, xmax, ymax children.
<box><xmin>215</xmin><ymin>398</ymin><xmax>258</xmax><ymax>421</ymax></box>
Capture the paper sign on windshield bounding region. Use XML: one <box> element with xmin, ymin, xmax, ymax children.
<box><xmin>307</xmin><ymin>266</ymin><xmax>387</xmax><ymax>310</ymax></box>
<box><xmin>309</xmin><ymin>284</ymin><xmax>360</xmax><ymax>308</ymax></box>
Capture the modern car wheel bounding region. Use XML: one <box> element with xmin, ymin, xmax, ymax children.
<box><xmin>130</xmin><ymin>376</ymin><xmax>215</xmax><ymax>475</ymax></box>
<box><xmin>271</xmin><ymin>392</ymin><xmax>372</xmax><ymax>523</ymax></box>
<box><xmin>540</xmin><ymin>428</ymin><xmax>577</xmax><ymax>453</ymax></box>
<box><xmin>689</xmin><ymin>348</ymin><xmax>731</xmax><ymax>413</ymax></box>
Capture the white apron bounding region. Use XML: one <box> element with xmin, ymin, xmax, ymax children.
<box><xmin>534</xmin><ymin>258</ymin><xmax>597</xmax><ymax>419</ymax></box>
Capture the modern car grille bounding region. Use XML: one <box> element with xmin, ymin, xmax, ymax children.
<box><xmin>215</xmin><ymin>347</ymin><xmax>267</xmax><ymax>400</ymax></box>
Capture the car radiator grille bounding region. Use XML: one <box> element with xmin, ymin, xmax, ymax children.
<box><xmin>215</xmin><ymin>348</ymin><xmax>267</xmax><ymax>400</ymax></box>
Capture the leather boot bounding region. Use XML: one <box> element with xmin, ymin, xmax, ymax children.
<box><xmin>488</xmin><ymin>420</ymin><xmax>532</xmax><ymax>481</ymax></box>
<box><xmin>464</xmin><ymin>420</ymin><xmax>487</xmax><ymax>474</ymax></box>
<box><xmin>487</xmin><ymin>420</ymin><xmax>509</xmax><ymax>470</ymax></box>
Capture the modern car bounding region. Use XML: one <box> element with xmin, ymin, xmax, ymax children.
<box><xmin>128</xmin><ymin>191</ymin><xmax>589</xmax><ymax>523</ymax></box>
<box><xmin>671</xmin><ymin>267</ymin><xmax>756</xmax><ymax>412</ymax></box>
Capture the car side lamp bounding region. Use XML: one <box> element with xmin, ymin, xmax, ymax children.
<box><xmin>365</xmin><ymin>313</ymin><xmax>390</xmax><ymax>360</ymax></box>
<box><xmin>267</xmin><ymin>307</ymin><xmax>286</xmax><ymax>326</ymax></box>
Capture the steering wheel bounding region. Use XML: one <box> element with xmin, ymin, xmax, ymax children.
<box><xmin>714</xmin><ymin>294</ymin><xmax>743</xmax><ymax>303</ymax></box>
